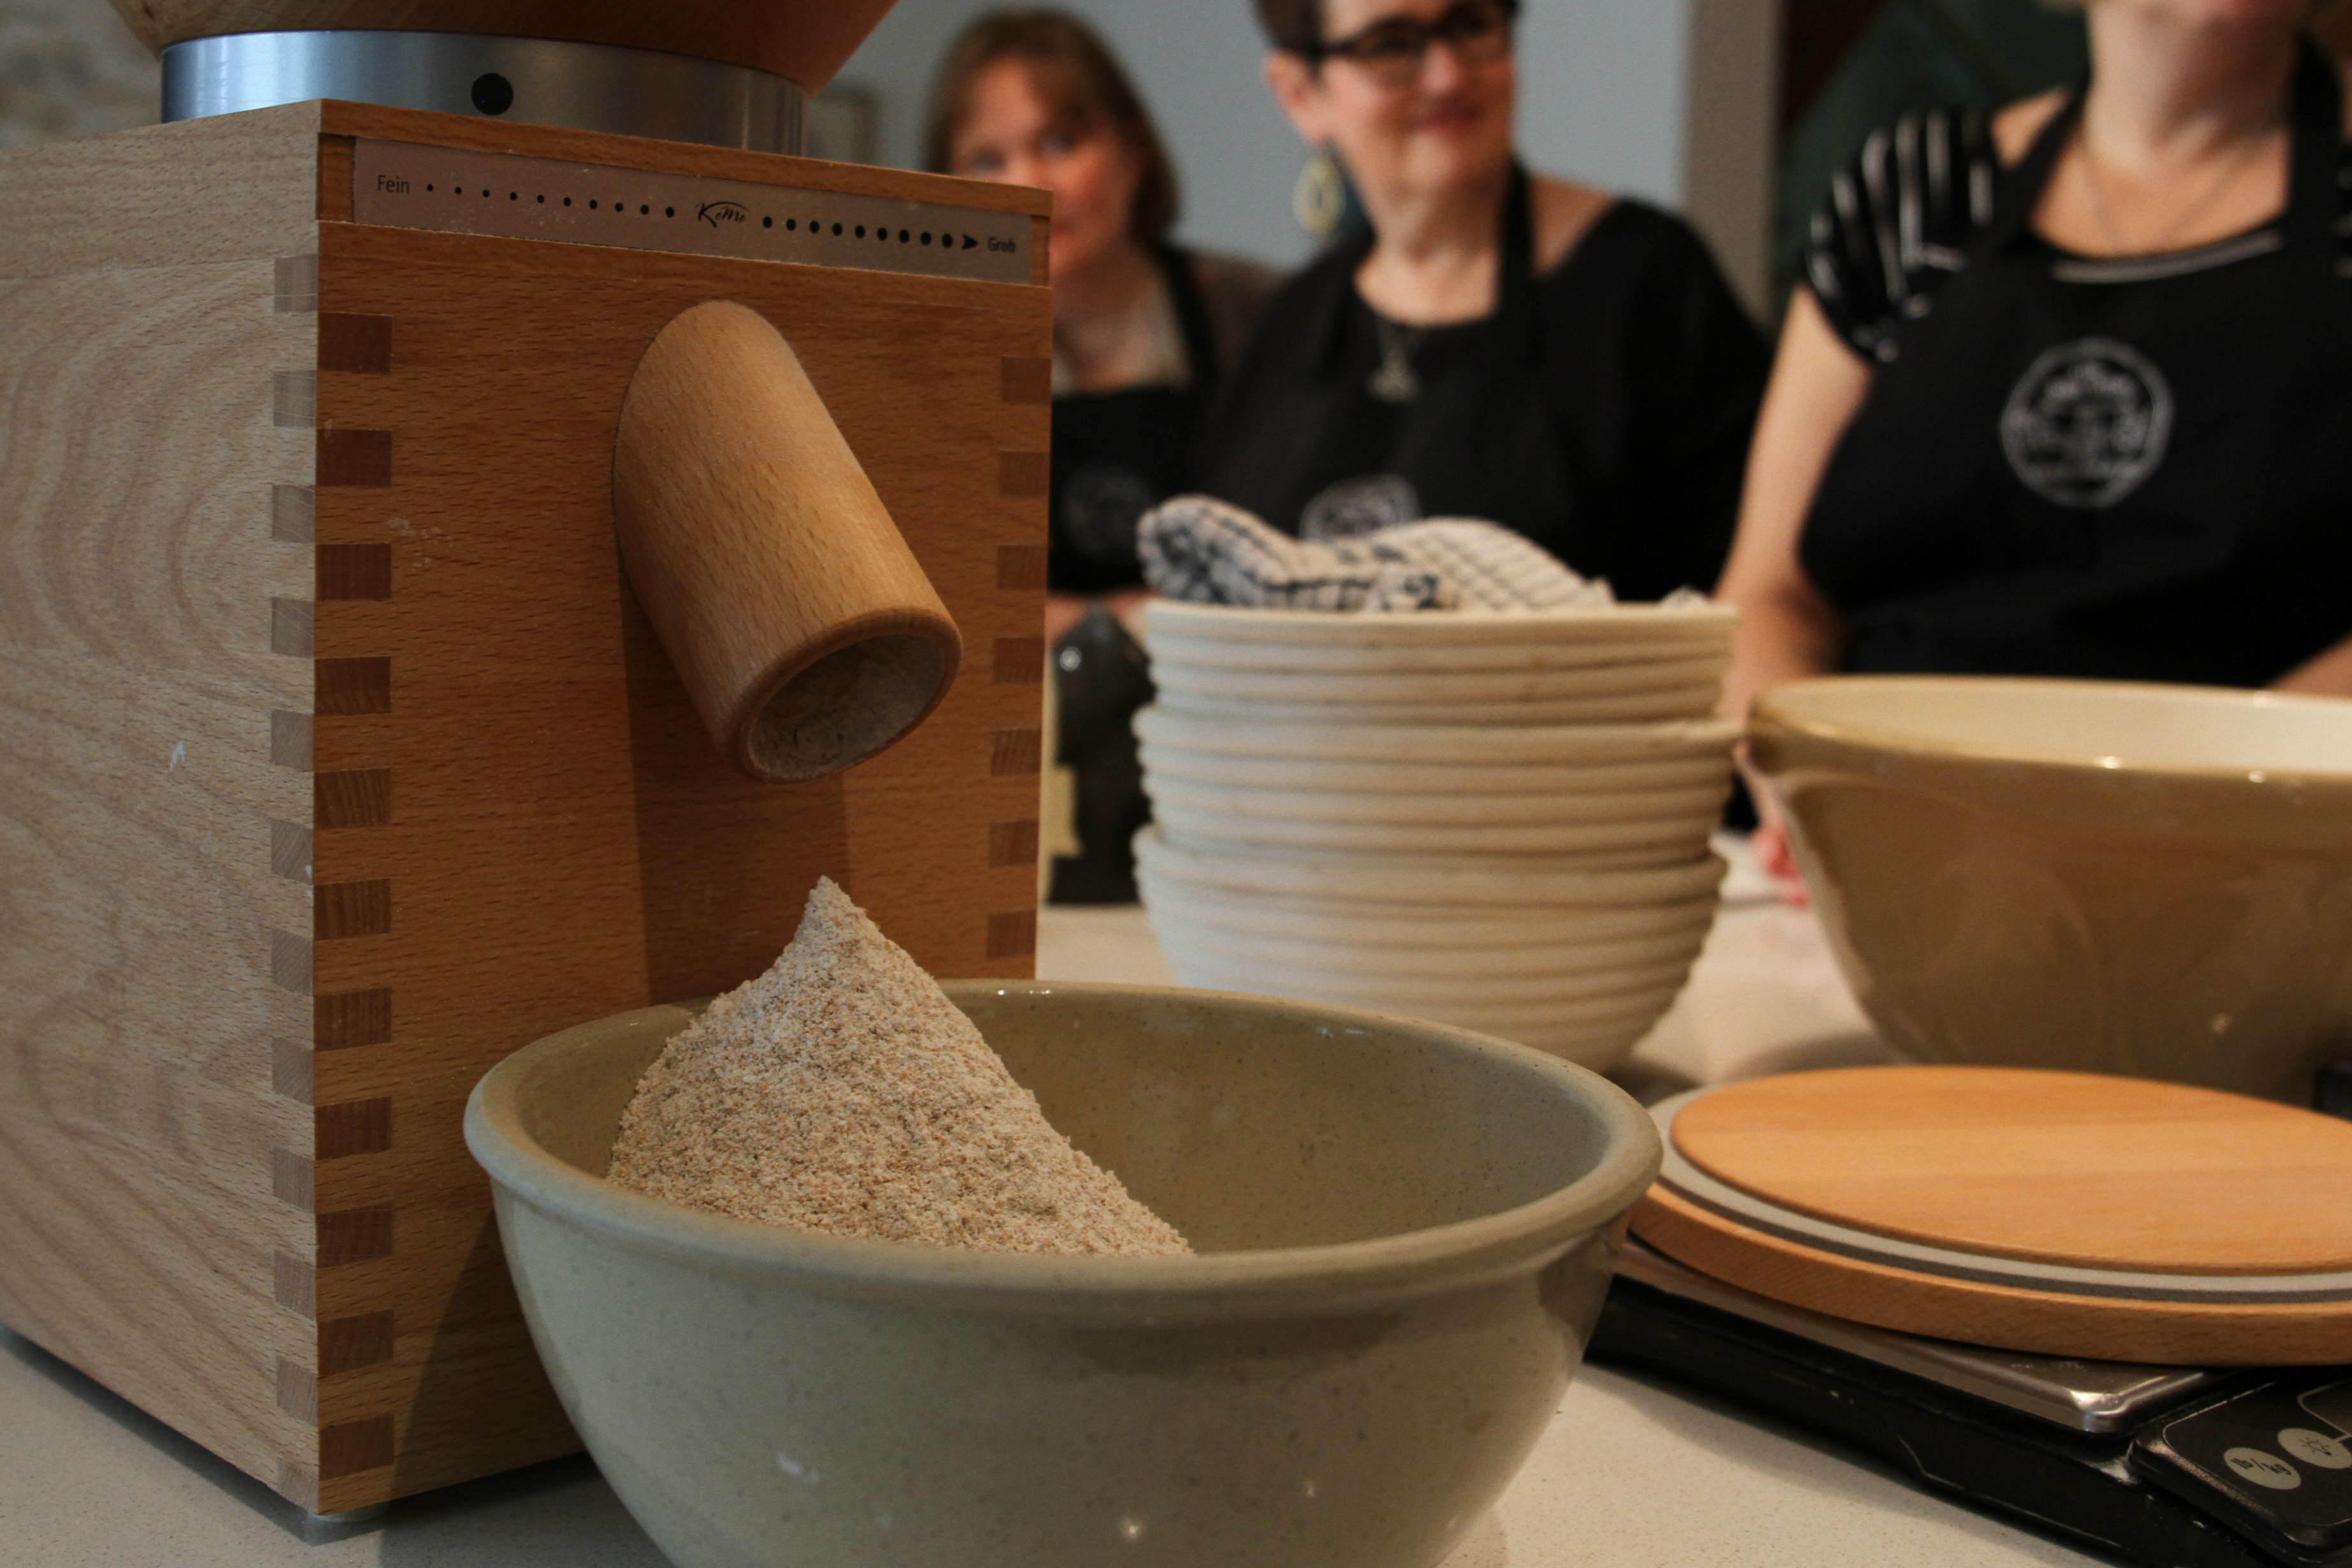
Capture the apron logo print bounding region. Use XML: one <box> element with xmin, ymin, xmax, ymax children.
<box><xmin>1999</xmin><ymin>337</ymin><xmax>2174</xmax><ymax>509</ymax></box>
<box><xmin>1301</xmin><ymin>474</ymin><xmax>1422</xmax><ymax>541</ymax></box>
<box><xmin>1059</xmin><ymin>460</ymin><xmax>1160</xmax><ymax>567</ymax></box>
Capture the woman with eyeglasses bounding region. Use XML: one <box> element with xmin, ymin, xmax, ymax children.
<box><xmin>1197</xmin><ymin>0</ymin><xmax>1770</xmax><ymax>601</ymax></box>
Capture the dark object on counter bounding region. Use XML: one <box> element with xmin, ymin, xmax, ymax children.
<box><xmin>1049</xmin><ymin>605</ymin><xmax>1154</xmax><ymax>905</ymax></box>
<box><xmin>2136</xmin><ymin>1382</ymin><xmax>2352</xmax><ymax>1567</ymax></box>
<box><xmin>2317</xmin><ymin>1061</ymin><xmax>2352</xmax><ymax>1121</ymax></box>
<box><xmin>1591</xmin><ymin>1247</ymin><xmax>2352</xmax><ymax>1568</ymax></box>
<box><xmin>1047</xmin><ymin>246</ymin><xmax>1240</xmax><ymax>596</ymax></box>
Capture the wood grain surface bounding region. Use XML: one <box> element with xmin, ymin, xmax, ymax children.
<box><xmin>0</xmin><ymin>110</ymin><xmax>1048</xmax><ymax>1513</ymax></box>
<box><xmin>1632</xmin><ymin>1184</ymin><xmax>2352</xmax><ymax>1367</ymax></box>
<box><xmin>0</xmin><ymin>244</ymin><xmax>320</xmax><ymax>1499</ymax></box>
<box><xmin>1674</xmin><ymin>1066</ymin><xmax>2352</xmax><ymax>1275</ymax></box>
<box><xmin>298</xmin><ymin>214</ymin><xmax>1048</xmax><ymax>1506</ymax></box>
<box><xmin>0</xmin><ymin>101</ymin><xmax>323</xmax><ymax>279</ymax></box>
<box><xmin>108</xmin><ymin>1</ymin><xmax>900</xmax><ymax>93</ymax></box>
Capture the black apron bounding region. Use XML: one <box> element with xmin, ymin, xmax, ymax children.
<box><xmin>1800</xmin><ymin>41</ymin><xmax>2352</xmax><ymax>686</ymax></box>
<box><xmin>1047</xmin><ymin>245</ymin><xmax>1223</xmax><ymax>595</ymax></box>
<box><xmin>1201</xmin><ymin>166</ymin><xmax>1573</xmax><ymax>545</ymax></box>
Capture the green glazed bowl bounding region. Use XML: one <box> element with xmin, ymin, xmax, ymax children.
<box><xmin>465</xmin><ymin>979</ymin><xmax>1659</xmax><ymax>1568</ymax></box>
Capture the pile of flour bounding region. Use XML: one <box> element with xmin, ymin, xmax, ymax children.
<box><xmin>606</xmin><ymin>878</ymin><xmax>1189</xmax><ymax>1257</ymax></box>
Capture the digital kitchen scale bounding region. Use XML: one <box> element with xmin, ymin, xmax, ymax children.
<box><xmin>1594</xmin><ymin>1240</ymin><xmax>2352</xmax><ymax>1568</ymax></box>
<box><xmin>1593</xmin><ymin>1066</ymin><xmax>2352</xmax><ymax>1567</ymax></box>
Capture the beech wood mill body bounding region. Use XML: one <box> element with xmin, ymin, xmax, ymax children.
<box><xmin>0</xmin><ymin>98</ymin><xmax>1053</xmax><ymax>1513</ymax></box>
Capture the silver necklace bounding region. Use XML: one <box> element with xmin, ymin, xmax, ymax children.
<box><xmin>2076</xmin><ymin>117</ymin><xmax>2283</xmax><ymax>256</ymax></box>
<box><xmin>1368</xmin><ymin>315</ymin><xmax>1427</xmax><ymax>404</ymax></box>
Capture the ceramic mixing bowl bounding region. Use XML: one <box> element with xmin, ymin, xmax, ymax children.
<box><xmin>1133</xmin><ymin>831</ymin><xmax>1724</xmax><ymax>1070</ymax></box>
<box><xmin>1154</xmin><ymin>810</ymin><xmax>1710</xmax><ymax>865</ymax></box>
<box><xmin>1140</xmin><ymin>775</ymin><xmax>1732</xmax><ymax>826</ymax></box>
<box><xmin>1137</xmin><ymin>908</ymin><xmax>1711</xmax><ymax>981</ymax></box>
<box><xmin>1146</xmin><ymin>652</ymin><xmax>1731</xmax><ymax>707</ymax></box>
<box><xmin>1143</xmin><ymin>597</ymin><xmax>1736</xmax><ymax>657</ymax></box>
<box><xmin>466</xmin><ymin>981</ymin><xmax>1660</xmax><ymax>1568</ymax></box>
<box><xmin>1156</xmin><ymin>688</ymin><xmax>1721</xmax><ymax>726</ymax></box>
<box><xmin>1134</xmin><ymin>706</ymin><xmax>1742</xmax><ymax>769</ymax></box>
<box><xmin>1136</xmin><ymin>744</ymin><xmax>1735</xmax><ymax>798</ymax></box>
<box><xmin>1750</xmin><ymin>675</ymin><xmax>2352</xmax><ymax>1102</ymax></box>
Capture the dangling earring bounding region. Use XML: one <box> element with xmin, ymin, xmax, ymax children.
<box><xmin>1293</xmin><ymin>143</ymin><xmax>1346</xmax><ymax>239</ymax></box>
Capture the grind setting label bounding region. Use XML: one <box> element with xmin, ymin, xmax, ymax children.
<box><xmin>352</xmin><ymin>138</ymin><xmax>1034</xmax><ymax>286</ymax></box>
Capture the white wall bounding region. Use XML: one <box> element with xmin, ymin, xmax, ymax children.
<box><xmin>1517</xmin><ymin>0</ymin><xmax>1693</xmax><ymax>216</ymax></box>
<box><xmin>834</xmin><ymin>0</ymin><xmax>1705</xmax><ymax>270</ymax></box>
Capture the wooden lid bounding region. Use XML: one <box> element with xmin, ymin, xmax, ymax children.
<box><xmin>107</xmin><ymin>1</ymin><xmax>898</xmax><ymax>92</ymax></box>
<box><xmin>1675</xmin><ymin>1066</ymin><xmax>2352</xmax><ymax>1276</ymax></box>
<box><xmin>1630</xmin><ymin>1067</ymin><xmax>2352</xmax><ymax>1364</ymax></box>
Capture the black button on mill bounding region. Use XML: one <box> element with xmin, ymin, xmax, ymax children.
<box><xmin>471</xmin><ymin>73</ymin><xmax>514</xmax><ymax>116</ymax></box>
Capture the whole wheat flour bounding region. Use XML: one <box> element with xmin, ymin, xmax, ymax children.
<box><xmin>606</xmin><ymin>878</ymin><xmax>1189</xmax><ymax>1257</ymax></box>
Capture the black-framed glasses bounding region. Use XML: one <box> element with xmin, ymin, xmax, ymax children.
<box><xmin>1308</xmin><ymin>0</ymin><xmax>1519</xmax><ymax>86</ymax></box>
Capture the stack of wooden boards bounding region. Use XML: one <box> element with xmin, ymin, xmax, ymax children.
<box><xmin>1632</xmin><ymin>1066</ymin><xmax>2352</xmax><ymax>1366</ymax></box>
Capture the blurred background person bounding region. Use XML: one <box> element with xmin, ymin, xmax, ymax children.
<box><xmin>929</xmin><ymin>10</ymin><xmax>1276</xmax><ymax>903</ymax></box>
<box><xmin>1717</xmin><ymin>0</ymin><xmax>2352</xmax><ymax>867</ymax></box>
<box><xmin>1200</xmin><ymin>0</ymin><xmax>1770</xmax><ymax>601</ymax></box>
<box><xmin>929</xmin><ymin>9</ymin><xmax>1278</xmax><ymax>645</ymax></box>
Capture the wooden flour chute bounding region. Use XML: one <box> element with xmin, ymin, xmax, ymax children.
<box><xmin>0</xmin><ymin>0</ymin><xmax>1051</xmax><ymax>1515</ymax></box>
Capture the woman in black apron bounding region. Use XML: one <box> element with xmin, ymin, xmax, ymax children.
<box><xmin>1721</xmin><ymin>12</ymin><xmax>2342</xmax><ymax>710</ymax></box>
<box><xmin>1049</xmin><ymin>243</ymin><xmax>1233</xmax><ymax>600</ymax></box>
<box><xmin>930</xmin><ymin>11</ymin><xmax>1275</xmax><ymax>633</ymax></box>
<box><xmin>1718</xmin><ymin>13</ymin><xmax>2352</xmax><ymax>863</ymax></box>
<box><xmin>1041</xmin><ymin>242</ymin><xmax>1238</xmax><ymax>904</ymax></box>
<box><xmin>930</xmin><ymin>11</ymin><xmax>1275</xmax><ymax>902</ymax></box>
<box><xmin>1203</xmin><ymin>0</ymin><xmax>1767</xmax><ymax>601</ymax></box>
<box><xmin>1810</xmin><ymin>41</ymin><xmax>2352</xmax><ymax>685</ymax></box>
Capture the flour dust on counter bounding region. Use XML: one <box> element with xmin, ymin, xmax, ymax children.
<box><xmin>607</xmin><ymin>878</ymin><xmax>1189</xmax><ymax>1256</ymax></box>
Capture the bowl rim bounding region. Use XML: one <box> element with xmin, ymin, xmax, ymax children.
<box><xmin>1156</xmin><ymin>695</ymin><xmax>1724</xmax><ymax>726</ymax></box>
<box><xmin>1135</xmin><ymin>824</ymin><xmax>1731</xmax><ymax>905</ymax></box>
<box><xmin>464</xmin><ymin>980</ymin><xmax>1661</xmax><ymax>1322</ymax></box>
<box><xmin>1143</xmin><ymin>598</ymin><xmax>1737</xmax><ymax>641</ymax></box>
<box><xmin>1134</xmin><ymin>706</ymin><xmax>1743</xmax><ymax>759</ymax></box>
<box><xmin>1753</xmin><ymin>674</ymin><xmax>2352</xmax><ymax>788</ymax></box>
<box><xmin>1147</xmin><ymin>649</ymin><xmax>1732</xmax><ymax>688</ymax></box>
<box><xmin>1138</xmin><ymin>773</ymin><xmax>1733</xmax><ymax>818</ymax></box>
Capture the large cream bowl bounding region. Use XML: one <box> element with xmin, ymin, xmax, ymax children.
<box><xmin>1750</xmin><ymin>676</ymin><xmax>2352</xmax><ymax>1102</ymax></box>
<box><xmin>465</xmin><ymin>981</ymin><xmax>1660</xmax><ymax>1568</ymax></box>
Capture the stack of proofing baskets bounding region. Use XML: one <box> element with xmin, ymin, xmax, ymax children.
<box><xmin>1133</xmin><ymin>598</ymin><xmax>1740</xmax><ymax>1070</ymax></box>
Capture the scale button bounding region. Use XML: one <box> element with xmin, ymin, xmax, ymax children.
<box><xmin>2225</xmin><ymin>1447</ymin><xmax>2304</xmax><ymax>1490</ymax></box>
<box><xmin>2279</xmin><ymin>1428</ymin><xmax>2352</xmax><ymax>1470</ymax></box>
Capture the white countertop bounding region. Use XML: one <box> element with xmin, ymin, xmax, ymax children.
<box><xmin>0</xmin><ymin>846</ymin><xmax>2110</xmax><ymax>1568</ymax></box>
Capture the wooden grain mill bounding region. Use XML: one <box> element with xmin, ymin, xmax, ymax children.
<box><xmin>0</xmin><ymin>1</ymin><xmax>1050</xmax><ymax>1514</ymax></box>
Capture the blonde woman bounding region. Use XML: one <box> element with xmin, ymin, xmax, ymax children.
<box><xmin>1720</xmin><ymin>0</ymin><xmax>2352</xmax><ymax>751</ymax></box>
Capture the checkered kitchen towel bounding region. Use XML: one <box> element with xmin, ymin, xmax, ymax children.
<box><xmin>1138</xmin><ymin>495</ymin><xmax>1617</xmax><ymax>612</ymax></box>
